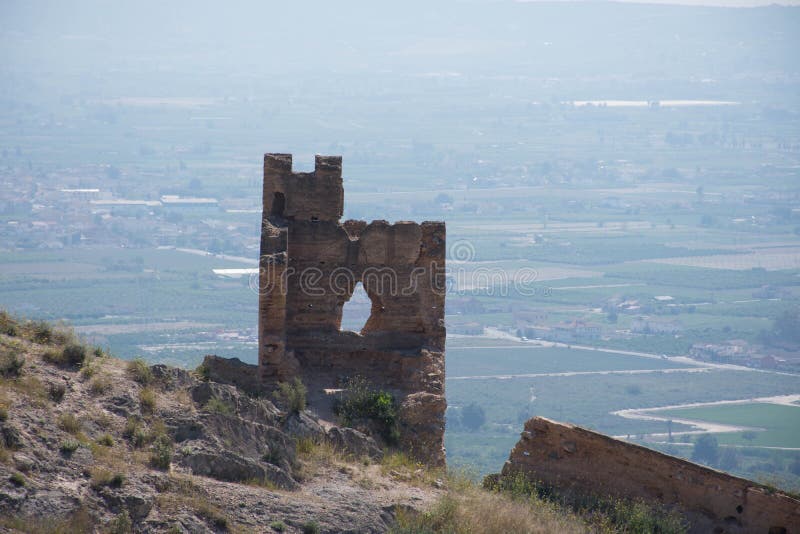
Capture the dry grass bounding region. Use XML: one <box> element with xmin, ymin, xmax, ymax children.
<box><xmin>392</xmin><ymin>477</ymin><xmax>586</xmax><ymax>534</ymax></box>
<box><xmin>294</xmin><ymin>438</ymin><xmax>345</xmax><ymax>480</ymax></box>
<box><xmin>381</xmin><ymin>451</ymin><xmax>445</xmax><ymax>489</ymax></box>
<box><xmin>57</xmin><ymin>412</ymin><xmax>83</xmax><ymax>435</ymax></box>
<box><xmin>175</xmin><ymin>389</ymin><xmax>196</xmax><ymax>413</ymax></box>
<box><xmin>88</xmin><ymin>374</ymin><xmax>113</xmax><ymax>396</ymax></box>
<box><xmin>89</xmin><ymin>466</ymin><xmax>125</xmax><ymax>489</ymax></box>
<box><xmin>126</xmin><ymin>358</ymin><xmax>153</xmax><ymax>385</ymax></box>
<box><xmin>139</xmin><ymin>387</ymin><xmax>157</xmax><ymax>414</ymax></box>
<box><xmin>0</xmin><ymin>506</ymin><xmax>95</xmax><ymax>533</ymax></box>
<box><xmin>156</xmin><ymin>474</ymin><xmax>232</xmax><ymax>532</ymax></box>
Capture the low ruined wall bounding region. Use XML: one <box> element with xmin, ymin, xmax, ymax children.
<box><xmin>500</xmin><ymin>417</ymin><xmax>800</xmax><ymax>534</ymax></box>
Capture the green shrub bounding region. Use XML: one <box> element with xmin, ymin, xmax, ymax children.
<box><xmin>44</xmin><ymin>342</ymin><xmax>87</xmax><ymax>367</ymax></box>
<box><xmin>0</xmin><ymin>312</ymin><xmax>18</xmax><ymax>337</ymax></box>
<box><xmin>273</xmin><ymin>377</ymin><xmax>307</xmax><ymax>414</ymax></box>
<box><xmin>48</xmin><ymin>381</ymin><xmax>66</xmax><ymax>402</ymax></box>
<box><xmin>93</xmin><ymin>346</ymin><xmax>105</xmax><ymax>359</ymax></box>
<box><xmin>484</xmin><ymin>472</ymin><xmax>688</xmax><ymax>534</ymax></box>
<box><xmin>302</xmin><ymin>521</ymin><xmax>320</xmax><ymax>534</ymax></box>
<box><xmin>61</xmin><ymin>343</ymin><xmax>87</xmax><ymax>367</ymax></box>
<box><xmin>270</xmin><ymin>520</ymin><xmax>287</xmax><ymax>532</ymax></box>
<box><xmin>9</xmin><ymin>472</ymin><xmax>25</xmax><ymax>487</ymax></box>
<box><xmin>195</xmin><ymin>361</ymin><xmax>210</xmax><ymax>381</ymax></box>
<box><xmin>0</xmin><ymin>406</ymin><xmax>7</xmax><ymax>422</ymax></box>
<box><xmin>333</xmin><ymin>376</ymin><xmax>399</xmax><ymax>444</ymax></box>
<box><xmin>42</xmin><ymin>348</ymin><xmax>63</xmax><ymax>365</ymax></box>
<box><xmin>60</xmin><ymin>439</ymin><xmax>80</xmax><ymax>454</ymax></box>
<box><xmin>127</xmin><ymin>358</ymin><xmax>153</xmax><ymax>385</ymax></box>
<box><xmin>195</xmin><ymin>501</ymin><xmax>229</xmax><ymax>531</ymax></box>
<box><xmin>150</xmin><ymin>434</ymin><xmax>173</xmax><ymax>470</ymax></box>
<box><xmin>31</xmin><ymin>321</ymin><xmax>52</xmax><ymax>344</ymax></box>
<box><xmin>88</xmin><ymin>375</ymin><xmax>112</xmax><ymax>396</ymax></box>
<box><xmin>123</xmin><ymin>417</ymin><xmax>149</xmax><ymax>448</ymax></box>
<box><xmin>58</xmin><ymin>413</ymin><xmax>82</xmax><ymax>435</ymax></box>
<box><xmin>203</xmin><ymin>397</ymin><xmax>233</xmax><ymax>415</ymax></box>
<box><xmin>80</xmin><ymin>359</ymin><xmax>99</xmax><ymax>379</ymax></box>
<box><xmin>97</xmin><ymin>433</ymin><xmax>114</xmax><ymax>447</ymax></box>
<box><xmin>107</xmin><ymin>510</ymin><xmax>132</xmax><ymax>534</ymax></box>
<box><xmin>139</xmin><ymin>387</ymin><xmax>157</xmax><ymax>414</ymax></box>
<box><xmin>0</xmin><ymin>349</ymin><xmax>24</xmax><ymax>377</ymax></box>
<box><xmin>90</xmin><ymin>467</ymin><xmax>125</xmax><ymax>489</ymax></box>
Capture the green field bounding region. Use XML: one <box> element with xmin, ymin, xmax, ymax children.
<box><xmin>445</xmin><ymin>369</ymin><xmax>800</xmax><ymax>475</ymax></box>
<box><xmin>660</xmin><ymin>403</ymin><xmax>800</xmax><ymax>449</ymax></box>
<box><xmin>447</xmin><ymin>346</ymin><xmax>686</xmax><ymax>377</ymax></box>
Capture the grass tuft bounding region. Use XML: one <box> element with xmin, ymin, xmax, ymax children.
<box><xmin>273</xmin><ymin>377</ymin><xmax>307</xmax><ymax>414</ymax></box>
<box><xmin>58</xmin><ymin>413</ymin><xmax>82</xmax><ymax>435</ymax></box>
<box><xmin>139</xmin><ymin>387</ymin><xmax>157</xmax><ymax>414</ymax></box>
<box><xmin>126</xmin><ymin>358</ymin><xmax>153</xmax><ymax>385</ymax></box>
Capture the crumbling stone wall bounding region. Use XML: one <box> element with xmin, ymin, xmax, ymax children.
<box><xmin>258</xmin><ymin>153</ymin><xmax>446</xmax><ymax>465</ymax></box>
<box><xmin>499</xmin><ymin>417</ymin><xmax>800</xmax><ymax>533</ymax></box>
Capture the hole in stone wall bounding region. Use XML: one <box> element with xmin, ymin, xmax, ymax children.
<box><xmin>271</xmin><ymin>192</ymin><xmax>286</xmax><ymax>216</ymax></box>
<box><xmin>340</xmin><ymin>281</ymin><xmax>370</xmax><ymax>333</ymax></box>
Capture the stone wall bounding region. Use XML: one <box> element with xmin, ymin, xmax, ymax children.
<box><xmin>500</xmin><ymin>417</ymin><xmax>800</xmax><ymax>533</ymax></box>
<box><xmin>258</xmin><ymin>153</ymin><xmax>446</xmax><ymax>465</ymax></box>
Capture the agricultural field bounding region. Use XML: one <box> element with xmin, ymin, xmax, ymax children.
<box><xmin>447</xmin><ymin>345</ymin><xmax>689</xmax><ymax>378</ymax></box>
<box><xmin>658</xmin><ymin>402</ymin><xmax>800</xmax><ymax>449</ymax></box>
<box><xmin>446</xmin><ymin>368</ymin><xmax>800</xmax><ymax>476</ymax></box>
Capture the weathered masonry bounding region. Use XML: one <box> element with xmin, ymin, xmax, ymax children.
<box><xmin>258</xmin><ymin>153</ymin><xmax>446</xmax><ymax>465</ymax></box>
<box><xmin>499</xmin><ymin>417</ymin><xmax>800</xmax><ymax>533</ymax></box>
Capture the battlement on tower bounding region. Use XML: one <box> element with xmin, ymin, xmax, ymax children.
<box><xmin>263</xmin><ymin>153</ymin><xmax>344</xmax><ymax>222</ymax></box>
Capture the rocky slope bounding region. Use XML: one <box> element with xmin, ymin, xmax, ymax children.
<box><xmin>0</xmin><ymin>321</ymin><xmax>442</xmax><ymax>533</ymax></box>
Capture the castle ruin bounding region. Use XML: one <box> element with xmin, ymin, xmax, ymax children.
<box><xmin>257</xmin><ymin>153</ymin><xmax>446</xmax><ymax>465</ymax></box>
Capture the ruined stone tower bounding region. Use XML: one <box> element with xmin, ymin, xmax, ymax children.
<box><xmin>258</xmin><ymin>153</ymin><xmax>446</xmax><ymax>465</ymax></box>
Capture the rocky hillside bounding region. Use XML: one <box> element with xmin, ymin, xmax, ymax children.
<box><xmin>1</xmin><ymin>313</ymin><xmax>694</xmax><ymax>534</ymax></box>
<box><xmin>0</xmin><ymin>315</ymin><xmax>444</xmax><ymax>533</ymax></box>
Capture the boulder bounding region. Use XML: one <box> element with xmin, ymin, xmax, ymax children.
<box><xmin>177</xmin><ymin>448</ymin><xmax>298</xmax><ymax>490</ymax></box>
<box><xmin>326</xmin><ymin>427</ymin><xmax>383</xmax><ymax>461</ymax></box>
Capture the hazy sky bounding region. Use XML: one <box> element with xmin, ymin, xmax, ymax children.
<box><xmin>518</xmin><ymin>0</ymin><xmax>800</xmax><ymax>5</ymax></box>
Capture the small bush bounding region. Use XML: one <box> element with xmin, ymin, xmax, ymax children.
<box><xmin>80</xmin><ymin>359</ymin><xmax>99</xmax><ymax>379</ymax></box>
<box><xmin>150</xmin><ymin>434</ymin><xmax>173</xmax><ymax>470</ymax></box>
<box><xmin>0</xmin><ymin>312</ymin><xmax>18</xmax><ymax>336</ymax></box>
<box><xmin>93</xmin><ymin>346</ymin><xmax>105</xmax><ymax>359</ymax></box>
<box><xmin>273</xmin><ymin>377</ymin><xmax>307</xmax><ymax>414</ymax></box>
<box><xmin>58</xmin><ymin>413</ymin><xmax>82</xmax><ymax>435</ymax></box>
<box><xmin>203</xmin><ymin>397</ymin><xmax>233</xmax><ymax>415</ymax></box>
<box><xmin>484</xmin><ymin>472</ymin><xmax>688</xmax><ymax>534</ymax></box>
<box><xmin>42</xmin><ymin>348</ymin><xmax>63</xmax><ymax>365</ymax></box>
<box><xmin>333</xmin><ymin>376</ymin><xmax>399</xmax><ymax>444</ymax></box>
<box><xmin>44</xmin><ymin>342</ymin><xmax>87</xmax><ymax>367</ymax></box>
<box><xmin>195</xmin><ymin>361</ymin><xmax>210</xmax><ymax>381</ymax></box>
<box><xmin>61</xmin><ymin>343</ymin><xmax>87</xmax><ymax>367</ymax></box>
<box><xmin>89</xmin><ymin>375</ymin><xmax>112</xmax><ymax>396</ymax></box>
<box><xmin>97</xmin><ymin>433</ymin><xmax>114</xmax><ymax>447</ymax></box>
<box><xmin>270</xmin><ymin>520</ymin><xmax>287</xmax><ymax>532</ymax></box>
<box><xmin>9</xmin><ymin>472</ymin><xmax>25</xmax><ymax>487</ymax></box>
<box><xmin>139</xmin><ymin>387</ymin><xmax>157</xmax><ymax>414</ymax></box>
<box><xmin>123</xmin><ymin>418</ymin><xmax>145</xmax><ymax>448</ymax></box>
<box><xmin>90</xmin><ymin>467</ymin><xmax>125</xmax><ymax>489</ymax></box>
<box><xmin>31</xmin><ymin>321</ymin><xmax>52</xmax><ymax>344</ymax></box>
<box><xmin>195</xmin><ymin>500</ymin><xmax>229</xmax><ymax>531</ymax></box>
<box><xmin>48</xmin><ymin>381</ymin><xmax>66</xmax><ymax>402</ymax></box>
<box><xmin>302</xmin><ymin>520</ymin><xmax>320</xmax><ymax>534</ymax></box>
<box><xmin>127</xmin><ymin>358</ymin><xmax>153</xmax><ymax>385</ymax></box>
<box><xmin>0</xmin><ymin>349</ymin><xmax>24</xmax><ymax>377</ymax></box>
<box><xmin>107</xmin><ymin>510</ymin><xmax>132</xmax><ymax>534</ymax></box>
<box><xmin>60</xmin><ymin>439</ymin><xmax>80</xmax><ymax>454</ymax></box>
<box><xmin>0</xmin><ymin>406</ymin><xmax>7</xmax><ymax>422</ymax></box>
